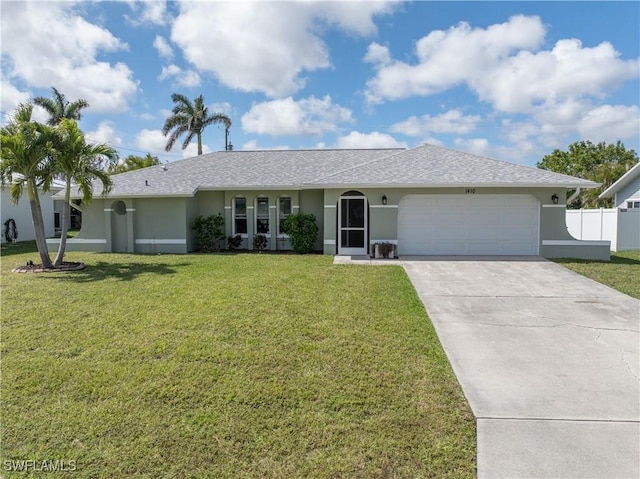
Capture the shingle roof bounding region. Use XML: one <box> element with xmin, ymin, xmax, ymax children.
<box><xmin>59</xmin><ymin>144</ymin><xmax>597</xmax><ymax>199</ymax></box>
<box><xmin>308</xmin><ymin>144</ymin><xmax>599</xmax><ymax>188</ymax></box>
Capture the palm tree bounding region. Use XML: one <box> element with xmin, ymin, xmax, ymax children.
<box><xmin>0</xmin><ymin>104</ymin><xmax>57</xmax><ymax>268</ymax></box>
<box><xmin>33</xmin><ymin>87</ymin><xmax>89</xmax><ymax>126</ymax></box>
<box><xmin>108</xmin><ymin>153</ymin><xmax>160</xmax><ymax>175</ymax></box>
<box><xmin>162</xmin><ymin>94</ymin><xmax>231</xmax><ymax>155</ymax></box>
<box><xmin>52</xmin><ymin>119</ymin><xmax>117</xmax><ymax>266</ymax></box>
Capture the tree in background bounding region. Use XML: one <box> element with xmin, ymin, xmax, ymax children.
<box><xmin>0</xmin><ymin>104</ymin><xmax>57</xmax><ymax>268</ymax></box>
<box><xmin>162</xmin><ymin>93</ymin><xmax>231</xmax><ymax>155</ymax></box>
<box><xmin>108</xmin><ymin>153</ymin><xmax>160</xmax><ymax>174</ymax></box>
<box><xmin>52</xmin><ymin>119</ymin><xmax>117</xmax><ymax>266</ymax></box>
<box><xmin>537</xmin><ymin>141</ymin><xmax>638</xmax><ymax>208</ymax></box>
<box><xmin>33</xmin><ymin>87</ymin><xmax>89</xmax><ymax>126</ymax></box>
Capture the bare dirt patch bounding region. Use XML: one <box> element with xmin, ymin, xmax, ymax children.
<box><xmin>12</xmin><ymin>262</ymin><xmax>86</xmax><ymax>273</ymax></box>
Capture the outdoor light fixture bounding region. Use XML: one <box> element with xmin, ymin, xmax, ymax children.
<box><xmin>551</xmin><ymin>194</ymin><xmax>559</xmax><ymax>204</ymax></box>
<box><xmin>382</xmin><ymin>194</ymin><xmax>388</xmax><ymax>205</ymax></box>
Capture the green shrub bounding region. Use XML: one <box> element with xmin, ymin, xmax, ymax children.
<box><xmin>252</xmin><ymin>234</ymin><xmax>268</xmax><ymax>251</ymax></box>
<box><xmin>192</xmin><ymin>214</ymin><xmax>225</xmax><ymax>252</ymax></box>
<box><xmin>227</xmin><ymin>234</ymin><xmax>243</xmax><ymax>250</ymax></box>
<box><xmin>283</xmin><ymin>213</ymin><xmax>318</xmax><ymax>254</ymax></box>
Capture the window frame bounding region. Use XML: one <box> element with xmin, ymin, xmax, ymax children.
<box><xmin>626</xmin><ymin>200</ymin><xmax>640</xmax><ymax>209</ymax></box>
<box><xmin>277</xmin><ymin>197</ymin><xmax>292</xmax><ymax>237</ymax></box>
<box><xmin>233</xmin><ymin>197</ymin><xmax>248</xmax><ymax>237</ymax></box>
<box><xmin>255</xmin><ymin>196</ymin><xmax>270</xmax><ymax>237</ymax></box>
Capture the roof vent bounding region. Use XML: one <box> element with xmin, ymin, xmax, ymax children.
<box><xmin>145</xmin><ymin>180</ymin><xmax>149</xmax><ymax>186</ymax></box>
<box><xmin>162</xmin><ymin>165</ymin><xmax>167</xmax><ymax>171</ymax></box>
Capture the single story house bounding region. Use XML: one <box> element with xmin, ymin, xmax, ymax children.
<box><xmin>565</xmin><ymin>162</ymin><xmax>640</xmax><ymax>252</ymax></box>
<box><xmin>1</xmin><ymin>183</ymin><xmax>62</xmax><ymax>243</ymax></box>
<box><xmin>49</xmin><ymin>143</ymin><xmax>609</xmax><ymax>260</ymax></box>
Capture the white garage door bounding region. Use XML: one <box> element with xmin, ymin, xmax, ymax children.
<box><xmin>398</xmin><ymin>194</ymin><xmax>539</xmax><ymax>255</ymax></box>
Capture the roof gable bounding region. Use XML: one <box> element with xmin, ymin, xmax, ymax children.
<box><xmin>599</xmin><ymin>162</ymin><xmax>640</xmax><ymax>199</ymax></box>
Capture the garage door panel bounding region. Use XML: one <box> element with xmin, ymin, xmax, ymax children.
<box><xmin>398</xmin><ymin>194</ymin><xmax>539</xmax><ymax>256</ymax></box>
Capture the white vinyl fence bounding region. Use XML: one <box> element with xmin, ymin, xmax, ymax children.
<box><xmin>566</xmin><ymin>208</ymin><xmax>640</xmax><ymax>252</ymax></box>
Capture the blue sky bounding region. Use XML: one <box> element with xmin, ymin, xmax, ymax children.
<box><xmin>1</xmin><ymin>1</ymin><xmax>638</xmax><ymax>167</ymax></box>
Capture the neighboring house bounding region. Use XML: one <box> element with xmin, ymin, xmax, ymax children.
<box><xmin>1</xmin><ymin>183</ymin><xmax>62</xmax><ymax>243</ymax></box>
<box><xmin>567</xmin><ymin>163</ymin><xmax>640</xmax><ymax>252</ymax></box>
<box><xmin>50</xmin><ymin>143</ymin><xmax>609</xmax><ymax>260</ymax></box>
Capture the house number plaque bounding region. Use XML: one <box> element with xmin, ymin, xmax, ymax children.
<box><xmin>464</xmin><ymin>188</ymin><xmax>476</xmax><ymax>194</ymax></box>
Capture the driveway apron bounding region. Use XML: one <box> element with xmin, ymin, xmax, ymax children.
<box><xmin>401</xmin><ymin>256</ymin><xmax>640</xmax><ymax>479</ymax></box>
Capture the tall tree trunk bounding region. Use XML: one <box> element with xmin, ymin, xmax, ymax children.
<box><xmin>197</xmin><ymin>132</ymin><xmax>202</xmax><ymax>155</ymax></box>
<box><xmin>27</xmin><ymin>179</ymin><xmax>53</xmax><ymax>268</ymax></box>
<box><xmin>53</xmin><ymin>180</ymin><xmax>71</xmax><ymax>266</ymax></box>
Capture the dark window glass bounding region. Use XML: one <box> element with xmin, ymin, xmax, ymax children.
<box><xmin>234</xmin><ymin>198</ymin><xmax>247</xmax><ymax>234</ymax></box>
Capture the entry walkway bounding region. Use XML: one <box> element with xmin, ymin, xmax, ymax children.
<box><xmin>335</xmin><ymin>255</ymin><xmax>640</xmax><ymax>478</ymax></box>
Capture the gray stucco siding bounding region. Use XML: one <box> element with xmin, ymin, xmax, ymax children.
<box><xmin>299</xmin><ymin>189</ymin><xmax>324</xmax><ymax>251</ymax></box>
<box><xmin>133</xmin><ymin>198</ymin><xmax>188</xmax><ymax>253</ymax></box>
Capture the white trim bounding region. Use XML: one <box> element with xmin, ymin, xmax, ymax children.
<box><xmin>135</xmin><ymin>239</ymin><xmax>186</xmax><ymax>245</ymax></box>
<box><xmin>542</xmin><ymin>240</ymin><xmax>610</xmax><ymax>246</ymax></box>
<box><xmin>542</xmin><ymin>204</ymin><xmax>566</xmax><ymax>208</ymax></box>
<box><xmin>370</xmin><ymin>239</ymin><xmax>398</xmax><ymax>245</ymax></box>
<box><xmin>103</xmin><ymin>208</ymin><xmax>113</xmax><ymax>212</ymax></box>
<box><xmin>224</xmin><ymin>206</ymin><xmax>232</xmax><ymax>209</ymax></box>
<box><xmin>46</xmin><ymin>238</ymin><xmax>107</xmax><ymax>244</ymax></box>
<box><xmin>247</xmin><ymin>206</ymin><xmax>254</xmax><ymax>209</ymax></box>
<box><xmin>323</xmin><ymin>239</ymin><xmax>336</xmax><ymax>245</ymax></box>
<box><xmin>292</xmin><ymin>205</ymin><xmax>300</xmax><ymax>209</ymax></box>
<box><xmin>269</xmin><ymin>205</ymin><xmax>277</xmax><ymax>209</ymax></box>
<box><xmin>276</xmin><ymin>234</ymin><xmax>290</xmax><ymax>239</ymax></box>
<box><xmin>324</xmin><ymin>204</ymin><xmax>337</xmax><ymax>208</ymax></box>
<box><xmin>125</xmin><ymin>208</ymin><xmax>136</xmax><ymax>212</ymax></box>
<box><xmin>370</xmin><ymin>204</ymin><xmax>398</xmax><ymax>209</ymax></box>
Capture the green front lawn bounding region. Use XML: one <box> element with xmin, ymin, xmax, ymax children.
<box><xmin>0</xmin><ymin>244</ymin><xmax>475</xmax><ymax>478</ymax></box>
<box><xmin>553</xmin><ymin>250</ymin><xmax>640</xmax><ymax>299</ymax></box>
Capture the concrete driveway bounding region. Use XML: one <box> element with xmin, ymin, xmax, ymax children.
<box><xmin>402</xmin><ymin>257</ymin><xmax>640</xmax><ymax>479</ymax></box>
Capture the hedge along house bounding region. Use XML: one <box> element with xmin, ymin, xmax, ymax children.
<box><xmin>49</xmin><ymin>143</ymin><xmax>609</xmax><ymax>260</ymax></box>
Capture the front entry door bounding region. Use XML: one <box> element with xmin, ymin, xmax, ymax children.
<box><xmin>338</xmin><ymin>196</ymin><xmax>368</xmax><ymax>255</ymax></box>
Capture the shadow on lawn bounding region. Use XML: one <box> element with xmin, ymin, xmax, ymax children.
<box><xmin>554</xmin><ymin>254</ymin><xmax>640</xmax><ymax>266</ymax></box>
<box><xmin>43</xmin><ymin>261</ymin><xmax>186</xmax><ymax>282</ymax></box>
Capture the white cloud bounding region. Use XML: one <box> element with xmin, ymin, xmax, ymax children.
<box><xmin>158</xmin><ymin>64</ymin><xmax>201</xmax><ymax>88</ymax></box>
<box><xmin>390</xmin><ymin>110</ymin><xmax>481</xmax><ymax>136</ymax></box>
<box><xmin>171</xmin><ymin>1</ymin><xmax>397</xmax><ymax>97</ymax></box>
<box><xmin>364</xmin><ymin>43</ymin><xmax>392</xmax><ymax>66</ymax></box>
<box><xmin>181</xmin><ymin>142</ymin><xmax>211</xmax><ymax>158</ymax></box>
<box><xmin>364</xmin><ymin>15</ymin><xmax>639</xmax><ymax>114</ymax></box>
<box><xmin>86</xmin><ymin>121</ymin><xmax>123</xmax><ymax>147</ymax></box>
<box><xmin>126</xmin><ymin>1</ymin><xmax>169</xmax><ymax>26</ymax></box>
<box><xmin>365</xmin><ymin>15</ymin><xmax>546</xmax><ymax>103</ymax></box>
<box><xmin>334</xmin><ymin>131</ymin><xmax>407</xmax><ymax>149</ymax></box>
<box><xmin>153</xmin><ymin>35</ymin><xmax>173</xmax><ymax>59</ymax></box>
<box><xmin>135</xmin><ymin>128</ymin><xmax>169</xmax><ymax>155</ymax></box>
<box><xmin>240</xmin><ymin>140</ymin><xmax>291</xmax><ymax>151</ymax></box>
<box><xmin>0</xmin><ymin>81</ymin><xmax>30</xmax><ymax>121</ymax></box>
<box><xmin>1</xmin><ymin>2</ymin><xmax>138</xmax><ymax>113</ymax></box>
<box><xmin>135</xmin><ymin>128</ymin><xmax>216</xmax><ymax>160</ymax></box>
<box><xmin>576</xmin><ymin>104</ymin><xmax>640</xmax><ymax>142</ymax></box>
<box><xmin>241</xmin><ymin>96</ymin><xmax>353</xmax><ymax>136</ymax></box>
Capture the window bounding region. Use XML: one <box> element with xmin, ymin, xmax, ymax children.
<box><xmin>278</xmin><ymin>197</ymin><xmax>292</xmax><ymax>235</ymax></box>
<box><xmin>626</xmin><ymin>201</ymin><xmax>640</xmax><ymax>209</ymax></box>
<box><xmin>256</xmin><ymin>197</ymin><xmax>269</xmax><ymax>234</ymax></box>
<box><xmin>234</xmin><ymin>197</ymin><xmax>247</xmax><ymax>234</ymax></box>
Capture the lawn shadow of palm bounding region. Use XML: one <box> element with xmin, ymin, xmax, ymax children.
<box><xmin>45</xmin><ymin>260</ymin><xmax>188</xmax><ymax>282</ymax></box>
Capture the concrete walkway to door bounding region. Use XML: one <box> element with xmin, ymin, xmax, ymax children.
<box><xmin>400</xmin><ymin>256</ymin><xmax>640</xmax><ymax>479</ymax></box>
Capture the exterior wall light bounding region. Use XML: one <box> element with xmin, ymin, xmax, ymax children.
<box><xmin>382</xmin><ymin>194</ymin><xmax>387</xmax><ymax>205</ymax></box>
<box><xmin>551</xmin><ymin>194</ymin><xmax>559</xmax><ymax>204</ymax></box>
